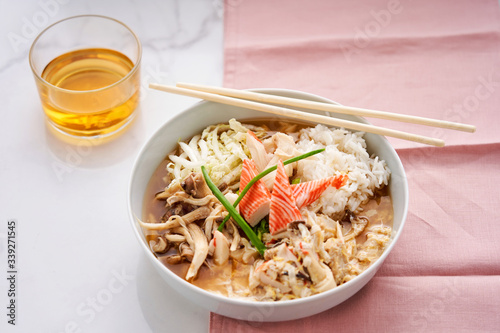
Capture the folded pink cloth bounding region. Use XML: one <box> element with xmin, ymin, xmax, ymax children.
<box><xmin>210</xmin><ymin>0</ymin><xmax>500</xmax><ymax>331</ymax></box>
<box><xmin>224</xmin><ymin>0</ymin><xmax>500</xmax><ymax>149</ymax></box>
<box><xmin>210</xmin><ymin>143</ymin><xmax>500</xmax><ymax>332</ymax></box>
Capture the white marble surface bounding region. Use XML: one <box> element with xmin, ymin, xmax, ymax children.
<box><xmin>0</xmin><ymin>0</ymin><xmax>223</xmax><ymax>332</ymax></box>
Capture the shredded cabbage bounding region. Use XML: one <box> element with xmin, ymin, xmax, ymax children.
<box><xmin>166</xmin><ymin>119</ymin><xmax>266</xmax><ymax>188</ymax></box>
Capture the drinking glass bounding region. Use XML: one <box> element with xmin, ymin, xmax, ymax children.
<box><xmin>29</xmin><ymin>15</ymin><xmax>142</xmax><ymax>138</ymax></box>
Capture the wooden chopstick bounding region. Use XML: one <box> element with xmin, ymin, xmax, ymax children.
<box><xmin>176</xmin><ymin>82</ymin><xmax>476</xmax><ymax>133</ymax></box>
<box><xmin>149</xmin><ymin>83</ymin><xmax>445</xmax><ymax>147</ymax></box>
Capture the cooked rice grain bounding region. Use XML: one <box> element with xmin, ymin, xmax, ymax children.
<box><xmin>295</xmin><ymin>125</ymin><xmax>390</xmax><ymax>217</ymax></box>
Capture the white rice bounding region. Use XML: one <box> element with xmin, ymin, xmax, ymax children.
<box><xmin>295</xmin><ymin>125</ymin><xmax>390</xmax><ymax>217</ymax></box>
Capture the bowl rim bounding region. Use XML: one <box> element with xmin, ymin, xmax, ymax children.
<box><xmin>127</xmin><ymin>88</ymin><xmax>409</xmax><ymax>309</ymax></box>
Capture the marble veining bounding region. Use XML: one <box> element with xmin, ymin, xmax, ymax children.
<box><xmin>0</xmin><ymin>1</ymin><xmax>223</xmax><ymax>332</ymax></box>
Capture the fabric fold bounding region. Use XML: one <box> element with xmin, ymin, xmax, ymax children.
<box><xmin>212</xmin><ymin>0</ymin><xmax>500</xmax><ymax>330</ymax></box>
<box><xmin>223</xmin><ymin>0</ymin><xmax>500</xmax><ymax>149</ymax></box>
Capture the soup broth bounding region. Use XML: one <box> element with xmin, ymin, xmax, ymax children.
<box><xmin>141</xmin><ymin>118</ymin><xmax>393</xmax><ymax>300</ymax></box>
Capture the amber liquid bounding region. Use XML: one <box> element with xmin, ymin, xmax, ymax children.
<box><xmin>40</xmin><ymin>48</ymin><xmax>140</xmax><ymax>137</ymax></box>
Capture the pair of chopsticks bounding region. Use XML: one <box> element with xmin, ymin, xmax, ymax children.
<box><xmin>149</xmin><ymin>82</ymin><xmax>476</xmax><ymax>147</ymax></box>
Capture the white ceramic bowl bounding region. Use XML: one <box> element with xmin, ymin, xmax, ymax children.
<box><xmin>128</xmin><ymin>89</ymin><xmax>408</xmax><ymax>322</ymax></box>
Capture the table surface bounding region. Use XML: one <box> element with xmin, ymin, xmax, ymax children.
<box><xmin>0</xmin><ymin>1</ymin><xmax>223</xmax><ymax>332</ymax></box>
<box><xmin>3</xmin><ymin>1</ymin><xmax>500</xmax><ymax>333</ymax></box>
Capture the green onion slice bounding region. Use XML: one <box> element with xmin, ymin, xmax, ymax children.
<box><xmin>218</xmin><ymin>148</ymin><xmax>325</xmax><ymax>231</ymax></box>
<box><xmin>201</xmin><ymin>166</ymin><xmax>266</xmax><ymax>256</ymax></box>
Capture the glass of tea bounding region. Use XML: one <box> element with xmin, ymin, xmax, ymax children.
<box><xmin>29</xmin><ymin>15</ymin><xmax>141</xmax><ymax>138</ymax></box>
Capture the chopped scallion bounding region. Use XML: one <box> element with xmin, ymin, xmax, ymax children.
<box><xmin>201</xmin><ymin>166</ymin><xmax>266</xmax><ymax>256</ymax></box>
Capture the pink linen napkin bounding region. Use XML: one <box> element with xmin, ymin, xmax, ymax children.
<box><xmin>224</xmin><ymin>0</ymin><xmax>500</xmax><ymax>149</ymax></box>
<box><xmin>211</xmin><ymin>0</ymin><xmax>500</xmax><ymax>331</ymax></box>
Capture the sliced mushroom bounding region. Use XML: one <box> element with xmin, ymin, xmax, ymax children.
<box><xmin>164</xmin><ymin>242</ymin><xmax>194</xmax><ymax>265</ymax></box>
<box><xmin>167</xmin><ymin>192</ymin><xmax>215</xmax><ymax>206</ymax></box>
<box><xmin>139</xmin><ymin>206</ymin><xmax>211</xmax><ymax>231</ymax></box>
<box><xmin>181</xmin><ymin>173</ymin><xmax>212</xmax><ymax>198</ymax></box>
<box><xmin>151</xmin><ymin>236</ymin><xmax>170</xmax><ymax>254</ymax></box>
<box><xmin>344</xmin><ymin>215</ymin><xmax>369</xmax><ymax>241</ymax></box>
<box><xmin>156</xmin><ymin>182</ymin><xmax>183</xmax><ymax>200</ymax></box>
<box><xmin>165</xmin><ymin>255</ymin><xmax>183</xmax><ymax>265</ymax></box>
<box><xmin>185</xmin><ymin>223</ymin><xmax>209</xmax><ymax>281</ymax></box>
<box><xmin>179</xmin><ymin>242</ymin><xmax>194</xmax><ymax>262</ymax></box>
<box><xmin>161</xmin><ymin>203</ymin><xmax>183</xmax><ymax>223</ymax></box>
<box><xmin>217</xmin><ymin>182</ymin><xmax>228</xmax><ymax>193</ymax></box>
<box><xmin>181</xmin><ymin>174</ymin><xmax>195</xmax><ymax>194</ymax></box>
<box><xmin>164</xmin><ymin>233</ymin><xmax>186</xmax><ymax>243</ymax></box>
<box><xmin>171</xmin><ymin>226</ymin><xmax>194</xmax><ymax>247</ymax></box>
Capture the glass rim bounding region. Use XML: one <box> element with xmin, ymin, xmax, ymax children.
<box><xmin>29</xmin><ymin>14</ymin><xmax>142</xmax><ymax>94</ymax></box>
